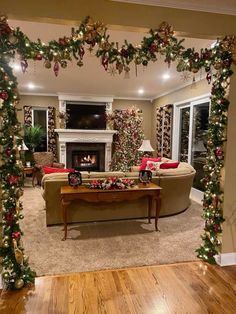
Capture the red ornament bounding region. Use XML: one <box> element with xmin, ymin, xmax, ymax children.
<box><xmin>59</xmin><ymin>37</ymin><xmax>66</xmax><ymax>46</ymax></box>
<box><xmin>53</xmin><ymin>61</ymin><xmax>60</xmax><ymax>76</ymax></box>
<box><xmin>215</xmin><ymin>148</ymin><xmax>223</xmax><ymax>157</ymax></box>
<box><xmin>0</xmin><ymin>90</ymin><xmax>9</xmax><ymax>100</ymax></box>
<box><xmin>102</xmin><ymin>57</ymin><xmax>109</xmax><ymax>71</ymax></box>
<box><xmin>20</xmin><ymin>59</ymin><xmax>28</xmax><ymax>73</ymax></box>
<box><xmin>34</xmin><ymin>54</ymin><xmax>42</xmax><ymax>61</ymax></box>
<box><xmin>0</xmin><ymin>21</ymin><xmax>12</xmax><ymax>36</ymax></box>
<box><xmin>206</xmin><ymin>71</ymin><xmax>212</xmax><ymax>84</ymax></box>
<box><xmin>5</xmin><ymin>148</ymin><xmax>11</xmax><ymax>157</ymax></box>
<box><xmin>213</xmin><ymin>224</ymin><xmax>220</xmax><ymax>232</ymax></box>
<box><xmin>5</xmin><ymin>212</ymin><xmax>14</xmax><ymax>225</ymax></box>
<box><xmin>150</xmin><ymin>43</ymin><xmax>158</xmax><ymax>53</ymax></box>
<box><xmin>7</xmin><ymin>175</ymin><xmax>19</xmax><ymax>185</ymax></box>
<box><xmin>79</xmin><ymin>46</ymin><xmax>85</xmax><ymax>59</ymax></box>
<box><xmin>12</xmin><ymin>231</ymin><xmax>21</xmax><ymax>239</ymax></box>
<box><xmin>120</xmin><ymin>48</ymin><xmax>128</xmax><ymax>58</ymax></box>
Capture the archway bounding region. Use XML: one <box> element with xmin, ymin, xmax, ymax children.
<box><xmin>0</xmin><ymin>15</ymin><xmax>234</xmax><ymax>289</ymax></box>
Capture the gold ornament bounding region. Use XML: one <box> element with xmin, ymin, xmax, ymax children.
<box><xmin>13</xmin><ymin>239</ymin><xmax>24</xmax><ymax>264</ymax></box>
<box><xmin>220</xmin><ymin>35</ymin><xmax>235</xmax><ymax>52</ymax></box>
<box><xmin>14</xmin><ymin>278</ymin><xmax>24</xmax><ymax>289</ymax></box>
<box><xmin>157</xmin><ymin>21</ymin><xmax>174</xmax><ymax>40</ymax></box>
<box><xmin>8</xmin><ymin>34</ymin><xmax>18</xmax><ymax>44</ymax></box>
<box><xmin>2</xmin><ymin>272</ymin><xmax>10</xmax><ymax>280</ymax></box>
<box><xmin>3</xmin><ymin>241</ymin><xmax>9</xmax><ymax>248</ymax></box>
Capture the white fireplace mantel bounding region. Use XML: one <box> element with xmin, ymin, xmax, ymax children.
<box><xmin>55</xmin><ymin>129</ymin><xmax>117</xmax><ymax>170</ymax></box>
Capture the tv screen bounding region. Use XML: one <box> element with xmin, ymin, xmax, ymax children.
<box><xmin>66</xmin><ymin>103</ymin><xmax>106</xmax><ymax>130</ymax></box>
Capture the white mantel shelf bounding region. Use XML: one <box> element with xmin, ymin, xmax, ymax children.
<box><xmin>55</xmin><ymin>129</ymin><xmax>117</xmax><ymax>170</ymax></box>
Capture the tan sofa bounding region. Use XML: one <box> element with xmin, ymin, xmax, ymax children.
<box><xmin>41</xmin><ymin>160</ymin><xmax>196</xmax><ymax>226</ymax></box>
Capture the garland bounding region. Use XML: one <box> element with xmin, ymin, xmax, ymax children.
<box><xmin>88</xmin><ymin>177</ymin><xmax>135</xmax><ymax>190</ymax></box>
<box><xmin>0</xmin><ymin>14</ymin><xmax>235</xmax><ymax>290</ymax></box>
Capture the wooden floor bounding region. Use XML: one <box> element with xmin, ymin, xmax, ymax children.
<box><xmin>0</xmin><ymin>261</ymin><xmax>236</xmax><ymax>314</ymax></box>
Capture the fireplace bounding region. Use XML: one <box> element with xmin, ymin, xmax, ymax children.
<box><xmin>67</xmin><ymin>143</ymin><xmax>105</xmax><ymax>171</ymax></box>
<box><xmin>55</xmin><ymin>129</ymin><xmax>117</xmax><ymax>171</ymax></box>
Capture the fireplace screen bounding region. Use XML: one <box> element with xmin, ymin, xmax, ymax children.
<box><xmin>72</xmin><ymin>151</ymin><xmax>99</xmax><ymax>171</ymax></box>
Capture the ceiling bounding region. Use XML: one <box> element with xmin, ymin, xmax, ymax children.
<box><xmin>10</xmin><ymin>19</ymin><xmax>213</xmax><ymax>100</ymax></box>
<box><xmin>112</xmin><ymin>0</ymin><xmax>236</xmax><ymax>16</ymax></box>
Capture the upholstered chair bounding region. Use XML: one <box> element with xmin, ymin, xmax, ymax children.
<box><xmin>33</xmin><ymin>152</ymin><xmax>64</xmax><ymax>185</ymax></box>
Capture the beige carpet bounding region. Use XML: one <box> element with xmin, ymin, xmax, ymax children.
<box><xmin>21</xmin><ymin>181</ymin><xmax>204</xmax><ymax>277</ymax></box>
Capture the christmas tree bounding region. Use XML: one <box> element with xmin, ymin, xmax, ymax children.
<box><xmin>110</xmin><ymin>107</ymin><xmax>144</xmax><ymax>172</ymax></box>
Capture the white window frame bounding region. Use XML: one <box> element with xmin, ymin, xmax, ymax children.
<box><xmin>172</xmin><ymin>93</ymin><xmax>211</xmax><ymax>203</ymax></box>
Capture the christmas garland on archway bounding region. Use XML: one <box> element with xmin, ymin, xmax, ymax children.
<box><xmin>0</xmin><ymin>15</ymin><xmax>235</xmax><ymax>290</ymax></box>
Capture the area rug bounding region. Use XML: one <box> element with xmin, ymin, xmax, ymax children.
<box><xmin>21</xmin><ymin>182</ymin><xmax>204</xmax><ymax>276</ymax></box>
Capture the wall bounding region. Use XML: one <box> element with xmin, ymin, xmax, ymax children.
<box><xmin>152</xmin><ymin>79</ymin><xmax>211</xmax><ymax>148</ymax></box>
<box><xmin>18</xmin><ymin>95</ymin><xmax>59</xmax><ymax>126</ymax></box>
<box><xmin>113</xmin><ymin>99</ymin><xmax>152</xmax><ymax>140</ymax></box>
<box><xmin>17</xmin><ymin>96</ymin><xmax>152</xmax><ymax>140</ymax></box>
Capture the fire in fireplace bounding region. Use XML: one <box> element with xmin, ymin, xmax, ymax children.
<box><xmin>72</xmin><ymin>151</ymin><xmax>99</xmax><ymax>171</ymax></box>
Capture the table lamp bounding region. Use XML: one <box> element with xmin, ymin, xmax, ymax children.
<box><xmin>138</xmin><ymin>139</ymin><xmax>155</xmax><ymax>157</ymax></box>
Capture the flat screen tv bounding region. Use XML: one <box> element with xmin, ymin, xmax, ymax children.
<box><xmin>66</xmin><ymin>103</ymin><xmax>106</xmax><ymax>130</ymax></box>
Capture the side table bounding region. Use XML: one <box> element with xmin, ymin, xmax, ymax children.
<box><xmin>23</xmin><ymin>167</ymin><xmax>35</xmax><ymax>187</ymax></box>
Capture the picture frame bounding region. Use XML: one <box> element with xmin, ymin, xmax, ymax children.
<box><xmin>139</xmin><ymin>170</ymin><xmax>152</xmax><ymax>185</ymax></box>
<box><xmin>68</xmin><ymin>171</ymin><xmax>82</xmax><ymax>187</ymax></box>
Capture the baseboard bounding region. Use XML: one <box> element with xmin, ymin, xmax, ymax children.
<box><xmin>215</xmin><ymin>252</ymin><xmax>236</xmax><ymax>266</ymax></box>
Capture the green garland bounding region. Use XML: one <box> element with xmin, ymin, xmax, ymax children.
<box><xmin>0</xmin><ymin>15</ymin><xmax>235</xmax><ymax>290</ymax></box>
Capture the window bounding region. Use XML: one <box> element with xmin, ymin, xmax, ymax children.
<box><xmin>172</xmin><ymin>96</ymin><xmax>210</xmax><ymax>195</ymax></box>
<box><xmin>32</xmin><ymin>108</ymin><xmax>48</xmax><ymax>152</ymax></box>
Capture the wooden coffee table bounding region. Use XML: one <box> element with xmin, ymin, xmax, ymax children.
<box><xmin>60</xmin><ymin>183</ymin><xmax>162</xmax><ymax>240</ymax></box>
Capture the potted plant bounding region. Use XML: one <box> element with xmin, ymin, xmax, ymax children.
<box><xmin>23</xmin><ymin>125</ymin><xmax>46</xmax><ymax>165</ymax></box>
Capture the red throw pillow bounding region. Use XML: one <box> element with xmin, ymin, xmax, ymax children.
<box><xmin>139</xmin><ymin>157</ymin><xmax>161</xmax><ymax>170</ymax></box>
<box><xmin>160</xmin><ymin>162</ymin><xmax>180</xmax><ymax>169</ymax></box>
<box><xmin>43</xmin><ymin>166</ymin><xmax>74</xmax><ymax>174</ymax></box>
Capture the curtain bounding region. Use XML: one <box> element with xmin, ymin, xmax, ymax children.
<box><xmin>23</xmin><ymin>106</ymin><xmax>32</xmax><ymax>126</ymax></box>
<box><xmin>156</xmin><ymin>104</ymin><xmax>173</xmax><ymax>158</ymax></box>
<box><xmin>47</xmin><ymin>106</ymin><xmax>57</xmax><ymax>160</ymax></box>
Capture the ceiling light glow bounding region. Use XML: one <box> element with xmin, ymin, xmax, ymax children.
<box><xmin>138</xmin><ymin>89</ymin><xmax>144</xmax><ymax>94</ymax></box>
<box><xmin>12</xmin><ymin>64</ymin><xmax>21</xmax><ymax>71</ymax></box>
<box><xmin>28</xmin><ymin>83</ymin><xmax>35</xmax><ymax>90</ymax></box>
<box><xmin>163</xmin><ymin>73</ymin><xmax>170</xmax><ymax>80</ymax></box>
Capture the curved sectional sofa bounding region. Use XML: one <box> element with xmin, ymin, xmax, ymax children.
<box><xmin>41</xmin><ymin>159</ymin><xmax>196</xmax><ymax>226</ymax></box>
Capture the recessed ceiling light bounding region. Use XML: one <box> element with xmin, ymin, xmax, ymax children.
<box><xmin>12</xmin><ymin>64</ymin><xmax>21</xmax><ymax>71</ymax></box>
<box><xmin>163</xmin><ymin>73</ymin><xmax>170</xmax><ymax>80</ymax></box>
<box><xmin>28</xmin><ymin>83</ymin><xmax>35</xmax><ymax>90</ymax></box>
<box><xmin>138</xmin><ymin>89</ymin><xmax>144</xmax><ymax>94</ymax></box>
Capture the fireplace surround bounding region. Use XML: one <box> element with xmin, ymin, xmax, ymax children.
<box><xmin>55</xmin><ymin>129</ymin><xmax>117</xmax><ymax>171</ymax></box>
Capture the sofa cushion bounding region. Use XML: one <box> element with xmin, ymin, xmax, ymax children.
<box><xmin>43</xmin><ymin>166</ymin><xmax>74</xmax><ymax>174</ymax></box>
<box><xmin>89</xmin><ymin>171</ymin><xmax>125</xmax><ymax>178</ymax></box>
<box><xmin>157</xmin><ymin>162</ymin><xmax>195</xmax><ymax>176</ymax></box>
<box><xmin>139</xmin><ymin>157</ymin><xmax>161</xmax><ymax>170</ymax></box>
<box><xmin>145</xmin><ymin>160</ymin><xmax>162</xmax><ymax>172</ymax></box>
<box><xmin>160</xmin><ymin>162</ymin><xmax>180</xmax><ymax>169</ymax></box>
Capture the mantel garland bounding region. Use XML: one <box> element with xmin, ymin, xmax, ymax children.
<box><xmin>0</xmin><ymin>14</ymin><xmax>235</xmax><ymax>289</ymax></box>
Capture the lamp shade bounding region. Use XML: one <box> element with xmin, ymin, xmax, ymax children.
<box><xmin>138</xmin><ymin>140</ymin><xmax>154</xmax><ymax>152</ymax></box>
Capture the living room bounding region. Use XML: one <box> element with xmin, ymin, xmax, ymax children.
<box><xmin>1</xmin><ymin>0</ymin><xmax>236</xmax><ymax>312</ymax></box>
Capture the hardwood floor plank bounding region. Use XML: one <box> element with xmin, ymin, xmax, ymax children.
<box><xmin>1</xmin><ymin>262</ymin><xmax>236</xmax><ymax>314</ymax></box>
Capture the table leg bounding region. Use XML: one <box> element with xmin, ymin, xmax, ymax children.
<box><xmin>32</xmin><ymin>171</ymin><xmax>35</xmax><ymax>187</ymax></box>
<box><xmin>155</xmin><ymin>193</ymin><xmax>161</xmax><ymax>231</ymax></box>
<box><xmin>148</xmin><ymin>196</ymin><xmax>152</xmax><ymax>223</ymax></box>
<box><xmin>61</xmin><ymin>199</ymin><xmax>70</xmax><ymax>240</ymax></box>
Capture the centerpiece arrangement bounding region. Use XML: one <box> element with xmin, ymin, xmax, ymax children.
<box><xmin>88</xmin><ymin>177</ymin><xmax>136</xmax><ymax>190</ymax></box>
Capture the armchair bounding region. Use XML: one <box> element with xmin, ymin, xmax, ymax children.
<box><xmin>33</xmin><ymin>152</ymin><xmax>64</xmax><ymax>185</ymax></box>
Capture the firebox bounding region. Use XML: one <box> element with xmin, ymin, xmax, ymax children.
<box><xmin>66</xmin><ymin>143</ymin><xmax>105</xmax><ymax>171</ymax></box>
<box><xmin>72</xmin><ymin>151</ymin><xmax>99</xmax><ymax>171</ymax></box>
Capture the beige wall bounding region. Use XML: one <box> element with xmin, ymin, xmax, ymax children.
<box><xmin>17</xmin><ymin>96</ymin><xmax>152</xmax><ymax>140</ymax></box>
<box><xmin>18</xmin><ymin>95</ymin><xmax>59</xmax><ymax>127</ymax></box>
<box><xmin>152</xmin><ymin>79</ymin><xmax>211</xmax><ymax>149</ymax></box>
<box><xmin>113</xmin><ymin>99</ymin><xmax>152</xmax><ymax>141</ymax></box>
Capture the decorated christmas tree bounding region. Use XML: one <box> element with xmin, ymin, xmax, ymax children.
<box><xmin>110</xmin><ymin>107</ymin><xmax>144</xmax><ymax>171</ymax></box>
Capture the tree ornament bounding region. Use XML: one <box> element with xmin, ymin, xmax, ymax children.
<box><xmin>12</xmin><ymin>231</ymin><xmax>21</xmax><ymax>240</ymax></box>
<box><xmin>8</xmin><ymin>34</ymin><xmax>18</xmax><ymax>44</ymax></box>
<box><xmin>215</xmin><ymin>148</ymin><xmax>223</xmax><ymax>158</ymax></box>
<box><xmin>0</xmin><ymin>15</ymin><xmax>12</xmax><ymax>35</ymax></box>
<box><xmin>77</xmin><ymin>60</ymin><xmax>83</xmax><ymax>67</ymax></box>
<box><xmin>60</xmin><ymin>60</ymin><xmax>67</xmax><ymax>69</ymax></box>
<box><xmin>13</xmin><ymin>239</ymin><xmax>24</xmax><ymax>264</ymax></box>
<box><xmin>206</xmin><ymin>71</ymin><xmax>212</xmax><ymax>84</ymax></box>
<box><xmin>34</xmin><ymin>54</ymin><xmax>42</xmax><ymax>61</ymax></box>
<box><xmin>7</xmin><ymin>175</ymin><xmax>19</xmax><ymax>185</ymax></box>
<box><xmin>2</xmin><ymin>241</ymin><xmax>9</xmax><ymax>248</ymax></box>
<box><xmin>44</xmin><ymin>60</ymin><xmax>51</xmax><ymax>69</ymax></box>
<box><xmin>2</xmin><ymin>272</ymin><xmax>10</xmax><ymax>280</ymax></box>
<box><xmin>14</xmin><ymin>278</ymin><xmax>24</xmax><ymax>289</ymax></box>
<box><xmin>101</xmin><ymin>56</ymin><xmax>109</xmax><ymax>70</ymax></box>
<box><xmin>142</xmin><ymin>60</ymin><xmax>148</xmax><ymax>66</ymax></box>
<box><xmin>53</xmin><ymin>61</ymin><xmax>60</xmax><ymax>76</ymax></box>
<box><xmin>0</xmin><ymin>90</ymin><xmax>9</xmax><ymax>100</ymax></box>
<box><xmin>20</xmin><ymin>59</ymin><xmax>28</xmax><ymax>73</ymax></box>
